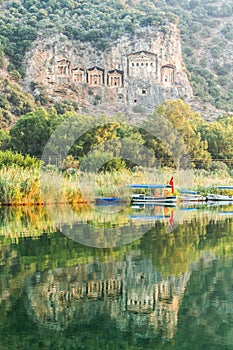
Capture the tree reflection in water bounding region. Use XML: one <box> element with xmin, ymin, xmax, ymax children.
<box><xmin>0</xmin><ymin>203</ymin><xmax>233</xmax><ymax>349</ymax></box>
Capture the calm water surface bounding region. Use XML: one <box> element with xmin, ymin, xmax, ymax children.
<box><xmin>0</xmin><ymin>203</ymin><xmax>233</xmax><ymax>350</ymax></box>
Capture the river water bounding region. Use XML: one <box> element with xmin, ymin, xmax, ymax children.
<box><xmin>0</xmin><ymin>202</ymin><xmax>233</xmax><ymax>350</ymax></box>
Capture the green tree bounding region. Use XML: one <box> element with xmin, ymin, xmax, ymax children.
<box><xmin>143</xmin><ymin>100</ymin><xmax>212</xmax><ymax>168</ymax></box>
<box><xmin>198</xmin><ymin>115</ymin><xmax>233</xmax><ymax>167</ymax></box>
<box><xmin>10</xmin><ymin>109</ymin><xmax>50</xmax><ymax>157</ymax></box>
<box><xmin>0</xmin><ymin>129</ymin><xmax>10</xmax><ymax>150</ymax></box>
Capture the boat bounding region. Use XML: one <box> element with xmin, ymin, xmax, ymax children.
<box><xmin>206</xmin><ymin>186</ymin><xmax>233</xmax><ymax>201</ymax></box>
<box><xmin>129</xmin><ymin>203</ymin><xmax>175</xmax><ymax>226</ymax></box>
<box><xmin>128</xmin><ymin>184</ymin><xmax>177</xmax><ymax>204</ymax></box>
<box><xmin>219</xmin><ymin>211</ymin><xmax>233</xmax><ymax>216</ymax></box>
<box><xmin>178</xmin><ymin>189</ymin><xmax>206</xmax><ymax>202</ymax></box>
<box><xmin>129</xmin><ymin>214</ymin><xmax>170</xmax><ymax>221</ymax></box>
<box><xmin>207</xmin><ymin>200</ymin><xmax>233</xmax><ymax>206</ymax></box>
<box><xmin>95</xmin><ymin>197</ymin><xmax>121</xmax><ymax>205</ymax></box>
<box><xmin>131</xmin><ymin>202</ymin><xmax>177</xmax><ymax>209</ymax></box>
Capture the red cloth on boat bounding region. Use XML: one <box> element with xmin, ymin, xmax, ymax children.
<box><xmin>169</xmin><ymin>176</ymin><xmax>174</xmax><ymax>194</ymax></box>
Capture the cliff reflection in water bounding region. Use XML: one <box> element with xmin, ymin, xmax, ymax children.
<box><xmin>0</xmin><ymin>203</ymin><xmax>233</xmax><ymax>349</ymax></box>
<box><xmin>26</xmin><ymin>257</ymin><xmax>190</xmax><ymax>340</ymax></box>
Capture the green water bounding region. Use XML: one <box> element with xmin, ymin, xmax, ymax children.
<box><xmin>0</xmin><ymin>204</ymin><xmax>233</xmax><ymax>350</ymax></box>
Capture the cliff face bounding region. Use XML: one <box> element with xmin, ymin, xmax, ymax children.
<box><xmin>23</xmin><ymin>24</ymin><xmax>193</xmax><ymax>112</ymax></box>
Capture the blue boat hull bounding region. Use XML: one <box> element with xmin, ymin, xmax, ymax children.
<box><xmin>95</xmin><ymin>197</ymin><xmax>121</xmax><ymax>205</ymax></box>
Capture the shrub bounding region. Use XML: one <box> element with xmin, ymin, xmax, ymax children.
<box><xmin>209</xmin><ymin>161</ymin><xmax>229</xmax><ymax>174</ymax></box>
<box><xmin>0</xmin><ymin>150</ymin><xmax>41</xmax><ymax>169</ymax></box>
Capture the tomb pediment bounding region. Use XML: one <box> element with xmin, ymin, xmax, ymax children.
<box><xmin>161</xmin><ymin>64</ymin><xmax>175</xmax><ymax>69</ymax></box>
<box><xmin>72</xmin><ymin>67</ymin><xmax>84</xmax><ymax>72</ymax></box>
<box><xmin>57</xmin><ymin>59</ymin><xmax>70</xmax><ymax>64</ymax></box>
<box><xmin>87</xmin><ymin>66</ymin><xmax>104</xmax><ymax>73</ymax></box>
<box><xmin>128</xmin><ymin>51</ymin><xmax>157</xmax><ymax>61</ymax></box>
<box><xmin>108</xmin><ymin>69</ymin><xmax>123</xmax><ymax>76</ymax></box>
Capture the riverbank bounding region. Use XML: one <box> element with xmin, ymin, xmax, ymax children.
<box><xmin>1</xmin><ymin>165</ymin><xmax>233</xmax><ymax>206</ymax></box>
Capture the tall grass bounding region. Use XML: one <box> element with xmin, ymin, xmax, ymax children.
<box><xmin>0</xmin><ymin>165</ymin><xmax>232</xmax><ymax>205</ymax></box>
<box><xmin>0</xmin><ymin>166</ymin><xmax>41</xmax><ymax>205</ymax></box>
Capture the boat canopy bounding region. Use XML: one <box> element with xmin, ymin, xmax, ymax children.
<box><xmin>219</xmin><ymin>211</ymin><xmax>233</xmax><ymax>216</ymax></box>
<box><xmin>178</xmin><ymin>189</ymin><xmax>198</xmax><ymax>195</ymax></box>
<box><xmin>217</xmin><ymin>186</ymin><xmax>233</xmax><ymax>190</ymax></box>
<box><xmin>128</xmin><ymin>184</ymin><xmax>172</xmax><ymax>189</ymax></box>
<box><xmin>129</xmin><ymin>215</ymin><xmax>169</xmax><ymax>220</ymax></box>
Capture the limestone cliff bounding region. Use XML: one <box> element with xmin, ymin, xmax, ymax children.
<box><xmin>23</xmin><ymin>24</ymin><xmax>193</xmax><ymax>112</ymax></box>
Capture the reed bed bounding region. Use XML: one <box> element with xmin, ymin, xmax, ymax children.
<box><xmin>0</xmin><ymin>166</ymin><xmax>41</xmax><ymax>205</ymax></box>
<box><xmin>0</xmin><ymin>165</ymin><xmax>232</xmax><ymax>205</ymax></box>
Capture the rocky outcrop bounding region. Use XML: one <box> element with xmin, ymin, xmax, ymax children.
<box><xmin>23</xmin><ymin>24</ymin><xmax>193</xmax><ymax>112</ymax></box>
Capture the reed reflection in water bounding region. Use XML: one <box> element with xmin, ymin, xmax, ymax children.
<box><xmin>0</xmin><ymin>203</ymin><xmax>233</xmax><ymax>349</ymax></box>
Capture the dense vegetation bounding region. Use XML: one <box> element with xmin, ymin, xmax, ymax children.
<box><xmin>0</xmin><ymin>0</ymin><xmax>171</xmax><ymax>76</ymax></box>
<box><xmin>0</xmin><ymin>0</ymin><xmax>233</xmax><ymax>117</ymax></box>
<box><xmin>170</xmin><ymin>0</ymin><xmax>233</xmax><ymax>111</ymax></box>
<box><xmin>0</xmin><ymin>99</ymin><xmax>233</xmax><ymax>204</ymax></box>
<box><xmin>1</xmin><ymin>100</ymin><xmax>232</xmax><ymax>171</ymax></box>
<box><xmin>0</xmin><ymin>149</ymin><xmax>40</xmax><ymax>168</ymax></box>
<box><xmin>0</xmin><ymin>76</ymin><xmax>37</xmax><ymax>126</ymax></box>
